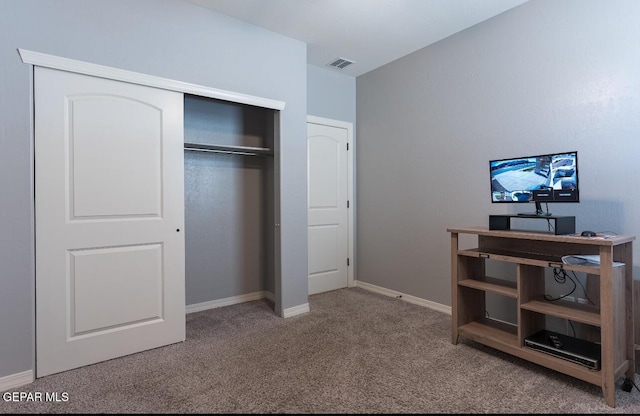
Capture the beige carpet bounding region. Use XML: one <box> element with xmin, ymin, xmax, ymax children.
<box><xmin>1</xmin><ymin>287</ymin><xmax>639</xmax><ymax>413</ymax></box>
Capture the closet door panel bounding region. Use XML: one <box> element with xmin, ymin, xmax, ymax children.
<box><xmin>70</xmin><ymin>95</ymin><xmax>162</xmax><ymax>218</ymax></box>
<box><xmin>70</xmin><ymin>243</ymin><xmax>163</xmax><ymax>333</ymax></box>
<box><xmin>35</xmin><ymin>67</ymin><xmax>185</xmax><ymax>377</ymax></box>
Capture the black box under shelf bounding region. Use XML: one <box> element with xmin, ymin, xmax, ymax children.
<box><xmin>524</xmin><ymin>329</ymin><xmax>600</xmax><ymax>370</ymax></box>
<box><xmin>489</xmin><ymin>215</ymin><xmax>575</xmax><ymax>235</ymax></box>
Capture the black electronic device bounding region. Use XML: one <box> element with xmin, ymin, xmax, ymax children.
<box><xmin>524</xmin><ymin>329</ymin><xmax>600</xmax><ymax>370</ymax></box>
<box><xmin>489</xmin><ymin>214</ymin><xmax>575</xmax><ymax>235</ymax></box>
<box><xmin>581</xmin><ymin>230</ymin><xmax>597</xmax><ymax>237</ymax></box>
<box><xmin>489</xmin><ymin>151</ymin><xmax>579</xmax><ymax>216</ymax></box>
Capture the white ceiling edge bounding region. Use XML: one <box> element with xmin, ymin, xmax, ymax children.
<box><xmin>186</xmin><ymin>0</ymin><xmax>529</xmax><ymax>77</ymax></box>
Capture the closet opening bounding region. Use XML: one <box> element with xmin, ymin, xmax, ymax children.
<box><xmin>184</xmin><ymin>94</ymin><xmax>278</xmax><ymax>312</ymax></box>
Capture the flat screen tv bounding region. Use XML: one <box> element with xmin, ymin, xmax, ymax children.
<box><xmin>489</xmin><ymin>151</ymin><xmax>579</xmax><ymax>216</ymax></box>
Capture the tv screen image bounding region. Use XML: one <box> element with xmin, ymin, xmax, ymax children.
<box><xmin>489</xmin><ymin>151</ymin><xmax>579</xmax><ymax>215</ymax></box>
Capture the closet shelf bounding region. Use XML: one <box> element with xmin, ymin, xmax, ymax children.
<box><xmin>184</xmin><ymin>142</ymin><xmax>274</xmax><ymax>156</ymax></box>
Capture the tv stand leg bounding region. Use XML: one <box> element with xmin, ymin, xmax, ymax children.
<box><xmin>602</xmin><ymin>385</ymin><xmax>615</xmax><ymax>408</ymax></box>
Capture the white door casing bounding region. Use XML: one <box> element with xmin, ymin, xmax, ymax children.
<box><xmin>307</xmin><ymin>118</ymin><xmax>352</xmax><ymax>295</ymax></box>
<box><xmin>35</xmin><ymin>67</ymin><xmax>185</xmax><ymax>377</ymax></box>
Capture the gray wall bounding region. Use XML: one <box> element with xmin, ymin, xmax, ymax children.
<box><xmin>307</xmin><ymin>64</ymin><xmax>356</xmax><ymax>124</ymax></box>
<box><xmin>356</xmin><ymin>0</ymin><xmax>640</xmax><ymax>306</ymax></box>
<box><xmin>0</xmin><ymin>0</ymin><xmax>308</xmax><ymax>379</ymax></box>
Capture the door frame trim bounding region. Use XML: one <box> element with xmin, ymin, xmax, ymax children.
<box><xmin>306</xmin><ymin>115</ymin><xmax>355</xmax><ymax>289</ymax></box>
<box><xmin>18</xmin><ymin>49</ymin><xmax>285</xmax><ymax>111</ymax></box>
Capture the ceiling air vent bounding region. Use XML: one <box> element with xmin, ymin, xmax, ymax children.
<box><xmin>326</xmin><ymin>57</ymin><xmax>355</xmax><ymax>70</ymax></box>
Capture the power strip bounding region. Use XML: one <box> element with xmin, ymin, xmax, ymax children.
<box><xmin>564</xmin><ymin>296</ymin><xmax>590</xmax><ymax>305</ymax></box>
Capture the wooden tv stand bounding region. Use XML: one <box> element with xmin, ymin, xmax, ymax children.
<box><xmin>447</xmin><ymin>227</ymin><xmax>635</xmax><ymax>407</ymax></box>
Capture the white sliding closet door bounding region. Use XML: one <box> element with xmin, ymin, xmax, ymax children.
<box><xmin>35</xmin><ymin>67</ymin><xmax>185</xmax><ymax>377</ymax></box>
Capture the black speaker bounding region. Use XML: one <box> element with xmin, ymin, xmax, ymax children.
<box><xmin>489</xmin><ymin>215</ymin><xmax>510</xmax><ymax>231</ymax></box>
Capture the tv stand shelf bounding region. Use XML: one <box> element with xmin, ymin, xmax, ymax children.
<box><xmin>448</xmin><ymin>226</ymin><xmax>635</xmax><ymax>407</ymax></box>
<box><xmin>489</xmin><ymin>214</ymin><xmax>575</xmax><ymax>235</ymax></box>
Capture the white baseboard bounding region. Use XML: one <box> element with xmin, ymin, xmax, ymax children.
<box><xmin>263</xmin><ymin>291</ymin><xmax>275</xmax><ymax>302</ymax></box>
<box><xmin>0</xmin><ymin>370</ymin><xmax>33</xmax><ymax>393</ymax></box>
<box><xmin>186</xmin><ymin>291</ymin><xmax>267</xmax><ymax>314</ymax></box>
<box><xmin>282</xmin><ymin>303</ymin><xmax>310</xmax><ymax>318</ymax></box>
<box><xmin>187</xmin><ymin>290</ymin><xmax>308</xmax><ymax>318</ymax></box>
<box><xmin>354</xmin><ymin>280</ymin><xmax>451</xmax><ymax>315</ymax></box>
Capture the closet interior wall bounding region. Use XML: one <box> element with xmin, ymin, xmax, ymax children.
<box><xmin>184</xmin><ymin>94</ymin><xmax>276</xmax><ymax>306</ymax></box>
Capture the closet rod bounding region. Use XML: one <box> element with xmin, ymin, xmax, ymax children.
<box><xmin>184</xmin><ymin>142</ymin><xmax>274</xmax><ymax>157</ymax></box>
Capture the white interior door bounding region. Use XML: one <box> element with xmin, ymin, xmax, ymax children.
<box><xmin>307</xmin><ymin>121</ymin><xmax>348</xmax><ymax>295</ymax></box>
<box><xmin>35</xmin><ymin>67</ymin><xmax>185</xmax><ymax>377</ymax></box>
